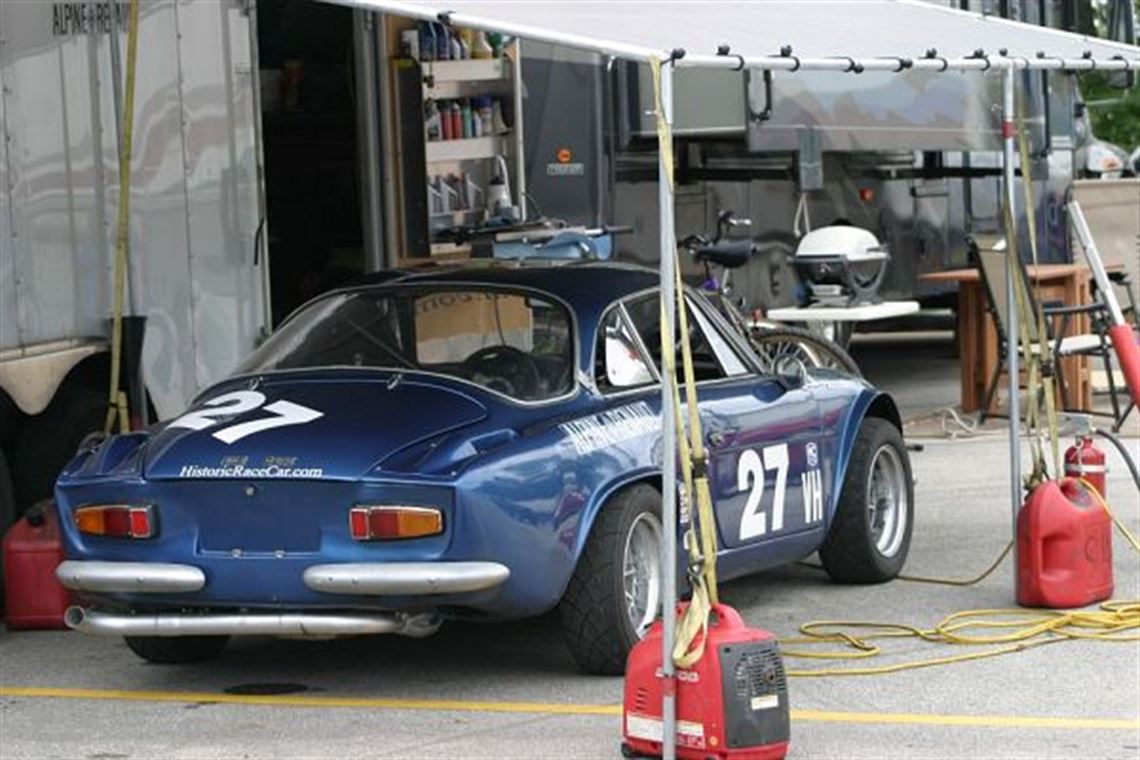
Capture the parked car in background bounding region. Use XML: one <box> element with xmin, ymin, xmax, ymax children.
<box><xmin>54</xmin><ymin>263</ymin><xmax>912</xmax><ymax>674</ymax></box>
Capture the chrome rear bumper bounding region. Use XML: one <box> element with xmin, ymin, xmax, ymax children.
<box><xmin>303</xmin><ymin>562</ymin><xmax>509</xmax><ymax>595</ymax></box>
<box><xmin>56</xmin><ymin>560</ymin><xmax>205</xmax><ymax>593</ymax></box>
<box><xmin>64</xmin><ymin>606</ymin><xmax>442</xmax><ymax>638</ymax></box>
<box><xmin>55</xmin><ymin>559</ymin><xmax>509</xmax><ymax>596</ymax></box>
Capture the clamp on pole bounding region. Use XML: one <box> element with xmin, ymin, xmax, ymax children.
<box><xmin>716</xmin><ymin>44</ymin><xmax>746</xmax><ymax>71</ymax></box>
<box><xmin>968</xmin><ymin>48</ymin><xmax>991</xmax><ymax>71</ymax></box>
<box><xmin>924</xmin><ymin>48</ymin><xmax>950</xmax><ymax>72</ymax></box>
<box><xmin>879</xmin><ymin>56</ymin><xmax>913</xmax><ymax>72</ymax></box>
<box><xmin>779</xmin><ymin>44</ymin><xmax>801</xmax><ymax>72</ymax></box>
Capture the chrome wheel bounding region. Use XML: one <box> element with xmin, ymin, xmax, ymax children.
<box><xmin>867</xmin><ymin>444</ymin><xmax>908</xmax><ymax>558</ymax></box>
<box><xmin>622</xmin><ymin>512</ymin><xmax>663</xmax><ymax>638</ymax></box>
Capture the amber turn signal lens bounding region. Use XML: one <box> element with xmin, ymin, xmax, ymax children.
<box><xmin>75</xmin><ymin>505</ymin><xmax>155</xmax><ymax>539</ymax></box>
<box><xmin>349</xmin><ymin>506</ymin><xmax>443</xmax><ymax>541</ymax></box>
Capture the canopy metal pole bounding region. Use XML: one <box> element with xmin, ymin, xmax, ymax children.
<box><xmin>1001</xmin><ymin>63</ymin><xmax>1022</xmax><ymax>556</ymax></box>
<box><xmin>657</xmin><ymin>59</ymin><xmax>678</xmax><ymax>760</ymax></box>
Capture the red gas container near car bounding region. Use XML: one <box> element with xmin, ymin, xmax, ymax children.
<box><xmin>623</xmin><ymin>603</ymin><xmax>789</xmax><ymax>760</ymax></box>
<box><xmin>2</xmin><ymin>502</ymin><xmax>71</xmax><ymax>629</ymax></box>
<box><xmin>1064</xmin><ymin>435</ymin><xmax>1107</xmax><ymax>498</ymax></box>
<box><xmin>1017</xmin><ymin>478</ymin><xmax>1113</xmax><ymax>609</ymax></box>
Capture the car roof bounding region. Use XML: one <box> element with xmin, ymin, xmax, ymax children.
<box><xmin>346</xmin><ymin>261</ymin><xmax>660</xmax><ymax>316</ymax></box>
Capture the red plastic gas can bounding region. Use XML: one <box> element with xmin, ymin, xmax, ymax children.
<box><xmin>1064</xmin><ymin>435</ymin><xmax>1107</xmax><ymax>499</ymax></box>
<box><xmin>623</xmin><ymin>603</ymin><xmax>789</xmax><ymax>760</ymax></box>
<box><xmin>1017</xmin><ymin>478</ymin><xmax>1113</xmax><ymax>609</ymax></box>
<box><xmin>2</xmin><ymin>502</ymin><xmax>71</xmax><ymax>629</ymax></box>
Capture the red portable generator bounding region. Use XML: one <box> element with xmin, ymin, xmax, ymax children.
<box><xmin>1017</xmin><ymin>478</ymin><xmax>1113</xmax><ymax>609</ymax></box>
<box><xmin>2</xmin><ymin>501</ymin><xmax>72</xmax><ymax>629</ymax></box>
<box><xmin>622</xmin><ymin>603</ymin><xmax>789</xmax><ymax>760</ymax></box>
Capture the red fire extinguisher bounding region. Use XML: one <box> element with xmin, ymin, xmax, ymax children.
<box><xmin>1064</xmin><ymin>435</ymin><xmax>1107</xmax><ymax>498</ymax></box>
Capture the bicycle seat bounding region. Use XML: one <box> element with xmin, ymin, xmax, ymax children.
<box><xmin>693</xmin><ymin>239</ymin><xmax>756</xmax><ymax>269</ymax></box>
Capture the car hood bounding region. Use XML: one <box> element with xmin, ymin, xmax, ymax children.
<box><xmin>143</xmin><ymin>374</ymin><xmax>488</xmax><ymax>480</ymax></box>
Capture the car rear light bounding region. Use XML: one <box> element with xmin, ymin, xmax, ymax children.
<box><xmin>349</xmin><ymin>506</ymin><xmax>443</xmax><ymax>541</ymax></box>
<box><xmin>75</xmin><ymin>505</ymin><xmax>155</xmax><ymax>539</ymax></box>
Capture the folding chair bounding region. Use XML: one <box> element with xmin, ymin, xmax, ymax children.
<box><xmin>970</xmin><ymin>237</ymin><xmax>1133</xmax><ymax>429</ymax></box>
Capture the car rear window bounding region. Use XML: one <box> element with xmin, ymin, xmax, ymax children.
<box><xmin>236</xmin><ymin>287</ymin><xmax>574</xmax><ymax>402</ymax></box>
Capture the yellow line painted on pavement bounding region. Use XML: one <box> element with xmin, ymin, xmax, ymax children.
<box><xmin>0</xmin><ymin>687</ymin><xmax>618</xmax><ymax>716</ymax></box>
<box><xmin>1</xmin><ymin>687</ymin><xmax>1137</xmax><ymax>731</ymax></box>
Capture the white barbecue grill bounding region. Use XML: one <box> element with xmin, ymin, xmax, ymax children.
<box><xmin>792</xmin><ymin>226</ymin><xmax>891</xmax><ymax>306</ymax></box>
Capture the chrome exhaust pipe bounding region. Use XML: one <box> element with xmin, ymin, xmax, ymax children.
<box><xmin>64</xmin><ymin>606</ymin><xmax>441</xmax><ymax>638</ymax></box>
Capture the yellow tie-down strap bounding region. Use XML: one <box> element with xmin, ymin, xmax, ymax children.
<box><xmin>650</xmin><ymin>55</ymin><xmax>720</xmax><ymax>669</ymax></box>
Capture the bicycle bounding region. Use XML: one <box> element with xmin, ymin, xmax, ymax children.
<box><xmin>681</xmin><ymin>211</ymin><xmax>862</xmax><ymax>376</ymax></box>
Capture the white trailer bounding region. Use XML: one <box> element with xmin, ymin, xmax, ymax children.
<box><xmin>0</xmin><ymin>0</ymin><xmax>268</xmax><ymax>520</ymax></box>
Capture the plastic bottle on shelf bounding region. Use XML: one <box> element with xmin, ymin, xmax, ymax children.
<box><xmin>435</xmin><ymin>23</ymin><xmax>451</xmax><ymax>60</ymax></box>
<box><xmin>477</xmin><ymin>97</ymin><xmax>493</xmax><ymax>136</ymax></box>
<box><xmin>491</xmin><ymin>98</ymin><xmax>508</xmax><ymax>135</ymax></box>
<box><xmin>450</xmin><ymin>34</ymin><xmax>463</xmax><ymax>61</ymax></box>
<box><xmin>472</xmin><ymin>30</ymin><xmax>494</xmax><ymax>59</ymax></box>
<box><xmin>425</xmin><ymin>100</ymin><xmax>442</xmax><ymax>141</ymax></box>
<box><xmin>418</xmin><ymin>21</ymin><xmax>436</xmax><ymax>62</ymax></box>
<box><xmin>439</xmin><ymin>100</ymin><xmax>453</xmax><ymax>140</ymax></box>
<box><xmin>458</xmin><ymin>28</ymin><xmax>474</xmax><ymax>59</ymax></box>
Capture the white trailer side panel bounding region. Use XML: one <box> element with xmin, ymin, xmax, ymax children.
<box><xmin>0</xmin><ymin>0</ymin><xmax>267</xmax><ymax>420</ymax></box>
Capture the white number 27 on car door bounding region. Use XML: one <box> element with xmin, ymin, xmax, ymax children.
<box><xmin>737</xmin><ymin>442</ymin><xmax>823</xmax><ymax>541</ymax></box>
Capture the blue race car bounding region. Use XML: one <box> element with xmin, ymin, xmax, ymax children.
<box><xmin>54</xmin><ymin>263</ymin><xmax>912</xmax><ymax>674</ymax></box>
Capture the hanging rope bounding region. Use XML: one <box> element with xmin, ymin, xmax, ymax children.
<box><xmin>104</xmin><ymin>0</ymin><xmax>140</xmax><ymax>434</ymax></box>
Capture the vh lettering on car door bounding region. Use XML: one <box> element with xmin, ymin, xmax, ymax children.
<box><xmin>168</xmin><ymin>390</ymin><xmax>324</xmax><ymax>444</ymax></box>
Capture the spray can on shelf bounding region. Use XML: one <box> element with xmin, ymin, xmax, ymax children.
<box><xmin>460</xmin><ymin>99</ymin><xmax>473</xmax><ymax>139</ymax></box>
<box><xmin>448</xmin><ymin>102</ymin><xmax>462</xmax><ymax>141</ymax></box>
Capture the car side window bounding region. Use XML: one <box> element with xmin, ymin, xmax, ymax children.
<box><xmin>624</xmin><ymin>292</ymin><xmax>736</xmax><ymax>382</ymax></box>
<box><xmin>687</xmin><ymin>299</ymin><xmax>749</xmax><ymax>377</ymax></box>
<box><xmin>595</xmin><ymin>307</ymin><xmax>656</xmax><ymax>392</ymax></box>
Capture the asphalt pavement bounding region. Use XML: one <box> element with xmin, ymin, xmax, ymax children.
<box><xmin>1</xmin><ymin>435</ymin><xmax>1138</xmax><ymax>759</ymax></box>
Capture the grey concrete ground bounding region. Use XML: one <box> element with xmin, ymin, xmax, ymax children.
<box><xmin>1</xmin><ymin>435</ymin><xmax>1138</xmax><ymax>759</ymax></box>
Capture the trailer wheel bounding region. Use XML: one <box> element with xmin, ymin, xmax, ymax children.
<box><xmin>124</xmin><ymin>635</ymin><xmax>230</xmax><ymax>664</ymax></box>
<box><xmin>12</xmin><ymin>385</ymin><xmax>106</xmax><ymax>512</ymax></box>
<box><xmin>819</xmin><ymin>418</ymin><xmax>913</xmax><ymax>583</ymax></box>
<box><xmin>559</xmin><ymin>484</ymin><xmax>662</xmax><ymax>676</ymax></box>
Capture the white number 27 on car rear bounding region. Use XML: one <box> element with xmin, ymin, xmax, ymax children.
<box><xmin>169</xmin><ymin>390</ymin><xmax>323</xmax><ymax>444</ymax></box>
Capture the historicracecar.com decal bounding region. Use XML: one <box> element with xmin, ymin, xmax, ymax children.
<box><xmin>559</xmin><ymin>401</ymin><xmax>657</xmax><ymax>455</ymax></box>
<box><xmin>178</xmin><ymin>464</ymin><xmax>324</xmax><ymax>479</ymax></box>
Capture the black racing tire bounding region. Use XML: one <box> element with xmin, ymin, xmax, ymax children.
<box><xmin>820</xmin><ymin>418</ymin><xmax>913</xmax><ymax>583</ymax></box>
<box><xmin>11</xmin><ymin>385</ymin><xmax>107</xmax><ymax>513</ymax></box>
<box><xmin>559</xmin><ymin>484</ymin><xmax>663</xmax><ymax>676</ymax></box>
<box><xmin>748</xmin><ymin>326</ymin><xmax>861</xmax><ymax>377</ymax></box>
<box><xmin>124</xmin><ymin>635</ymin><xmax>230</xmax><ymax>664</ymax></box>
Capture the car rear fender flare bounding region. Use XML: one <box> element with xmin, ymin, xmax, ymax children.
<box><xmin>562</xmin><ymin>468</ymin><xmax>680</xmax><ymax>592</ymax></box>
<box><xmin>827</xmin><ymin>391</ymin><xmax>903</xmax><ymax>526</ymax></box>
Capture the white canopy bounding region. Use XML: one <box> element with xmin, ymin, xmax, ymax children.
<box><xmin>333</xmin><ymin>0</ymin><xmax>1139</xmax><ymax>70</ymax></box>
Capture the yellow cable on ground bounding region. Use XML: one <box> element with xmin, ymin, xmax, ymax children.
<box><xmin>782</xmin><ymin>479</ymin><xmax>1139</xmax><ymax>677</ymax></box>
<box><xmin>104</xmin><ymin>0</ymin><xmax>140</xmax><ymax>434</ymax></box>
